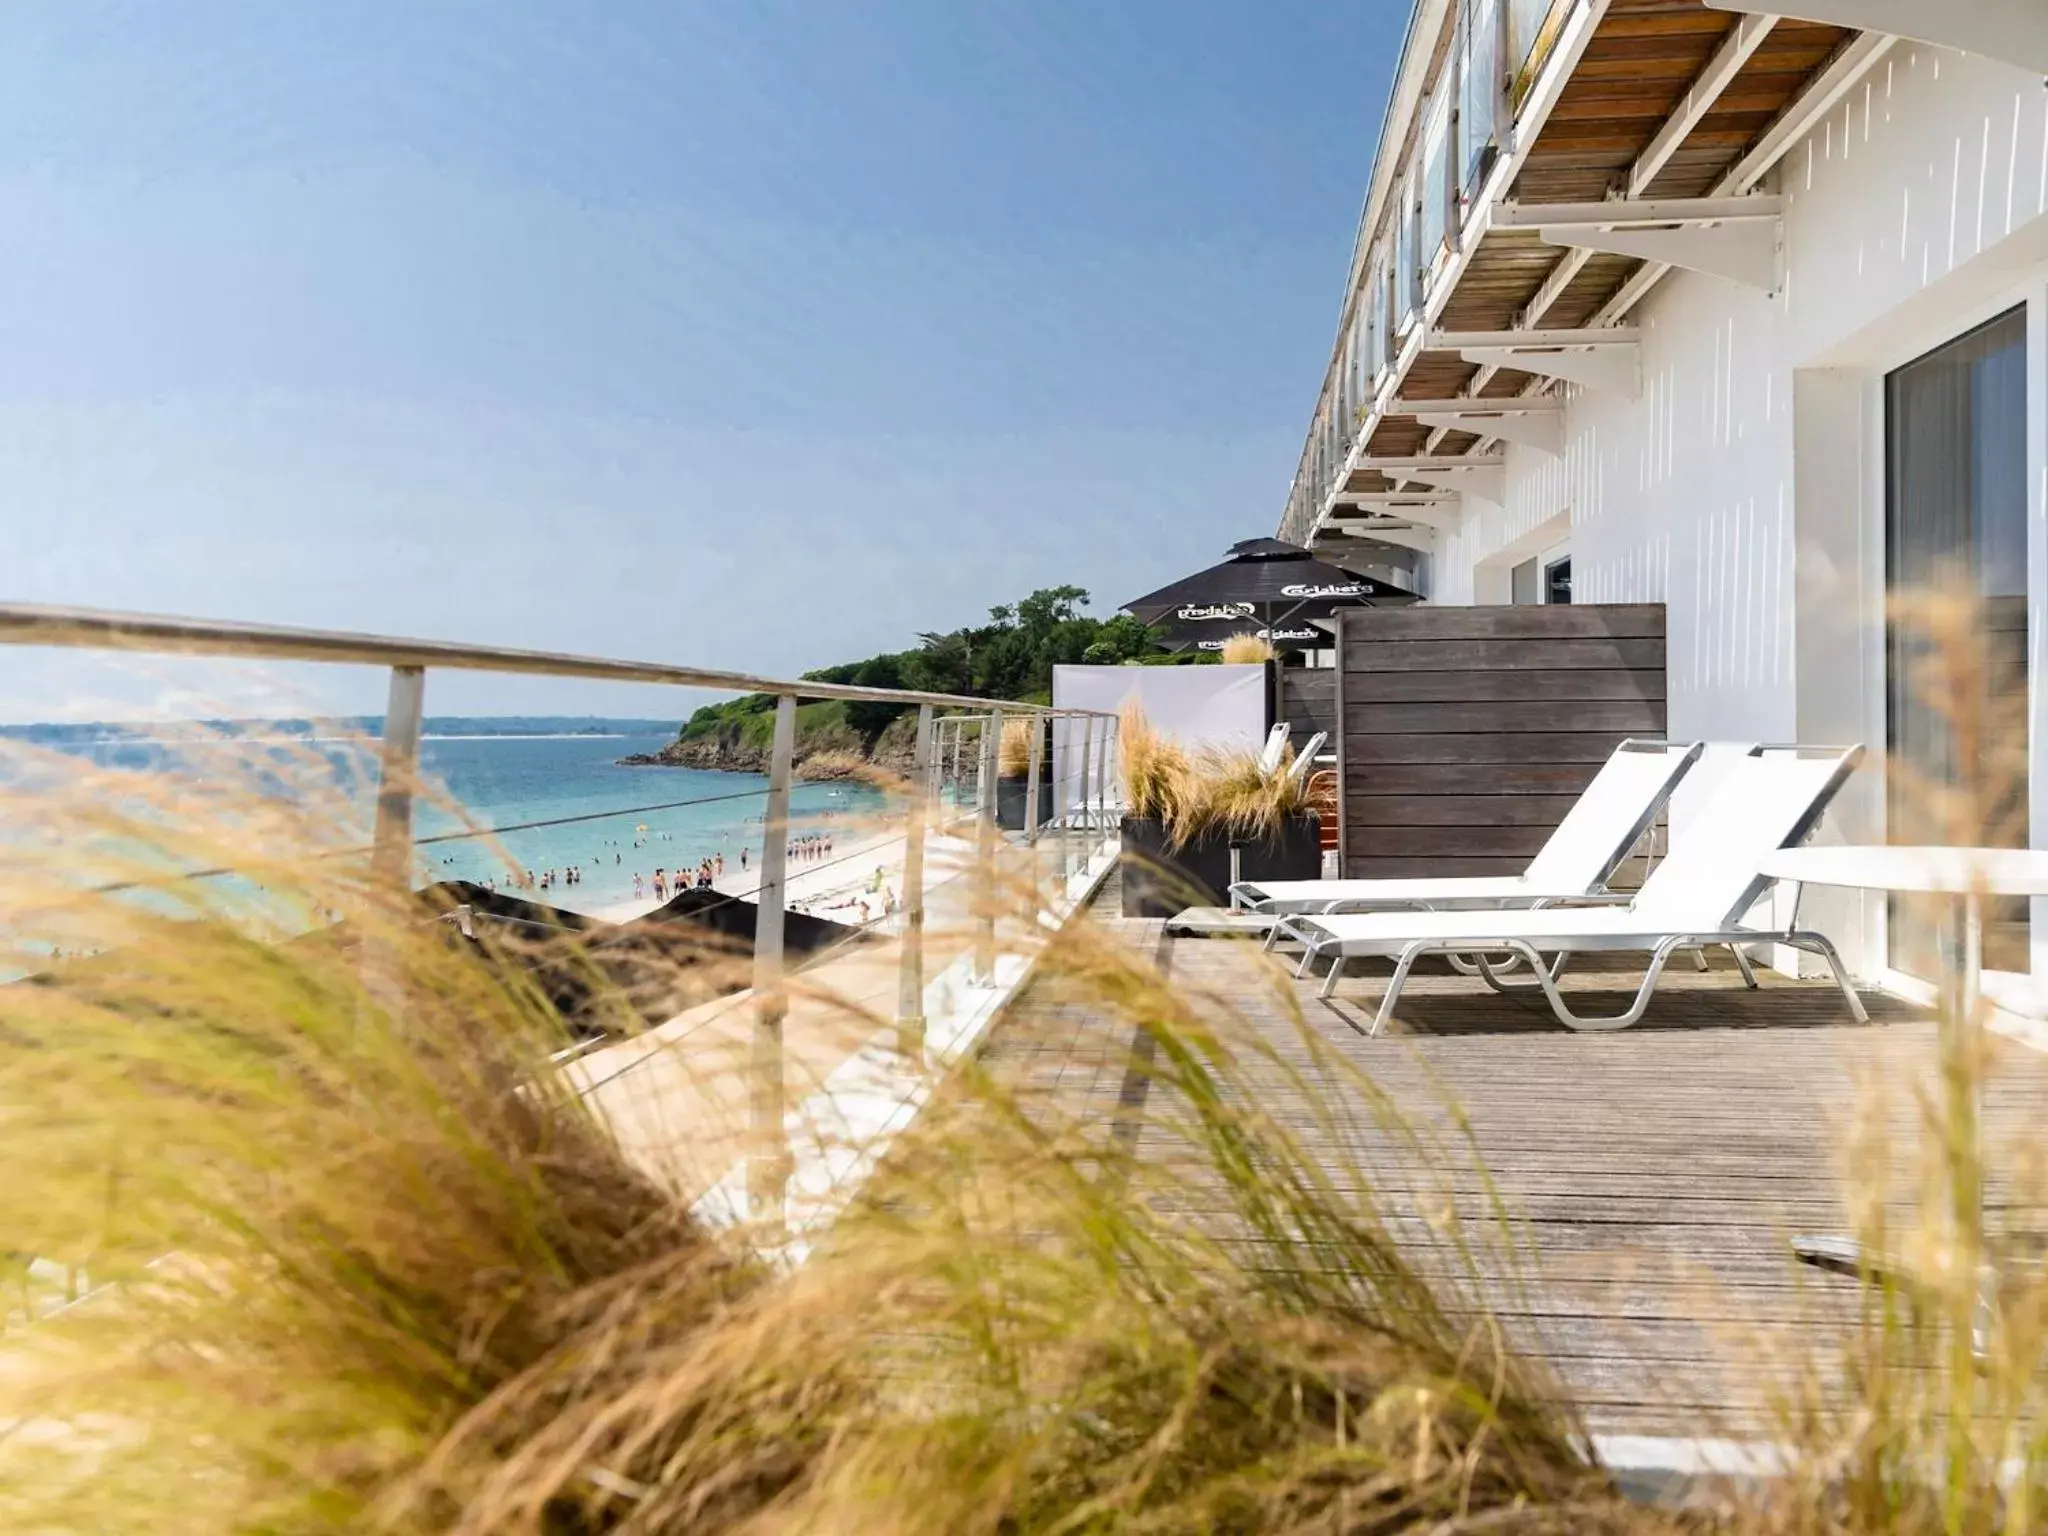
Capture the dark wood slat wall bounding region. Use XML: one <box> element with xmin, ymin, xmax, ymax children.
<box><xmin>1340</xmin><ymin>604</ymin><xmax>1667</xmax><ymax>879</ymax></box>
<box><xmin>1276</xmin><ymin>667</ymin><xmax>1337</xmax><ymax>759</ymax></box>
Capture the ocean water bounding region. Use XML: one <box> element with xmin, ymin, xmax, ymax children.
<box><xmin>414</xmin><ymin>734</ymin><xmax>892</xmax><ymax>908</ymax></box>
<box><xmin>20</xmin><ymin>728</ymin><xmax>894</xmax><ymax>916</ymax></box>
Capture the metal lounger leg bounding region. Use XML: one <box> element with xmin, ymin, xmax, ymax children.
<box><xmin>1729</xmin><ymin>944</ymin><xmax>1759</xmax><ymax>989</ymax></box>
<box><xmin>1318</xmin><ymin>950</ymin><xmax>1349</xmax><ymax>1001</ymax></box>
<box><xmin>1368</xmin><ymin>942</ymin><xmax>1429</xmax><ymax>1037</ymax></box>
<box><xmin>1790</xmin><ymin>931</ymin><xmax>1869</xmax><ymax>1025</ymax></box>
<box><xmin>1522</xmin><ymin>937</ymin><xmax>1683</xmax><ymax>1031</ymax></box>
<box><xmin>1446</xmin><ymin>949</ymin><xmax>1523</xmax><ymax>977</ymax></box>
<box><xmin>1469</xmin><ymin>937</ymin><xmax>1682</xmax><ymax>1031</ymax></box>
<box><xmin>1690</xmin><ymin>948</ymin><xmax>1711</xmax><ymax>972</ymax></box>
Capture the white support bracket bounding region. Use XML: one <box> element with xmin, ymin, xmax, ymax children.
<box><xmin>1540</xmin><ymin>221</ymin><xmax>1780</xmax><ymax>292</ymax></box>
<box><xmin>1389</xmin><ymin>397</ymin><xmax>1561</xmax><ymax>416</ymax></box>
<box><xmin>1353</xmin><ymin>453</ymin><xmax>1507</xmax><ymax>505</ymax></box>
<box><xmin>1395</xmin><ymin>464</ymin><xmax>1506</xmax><ymax>503</ymax></box>
<box><xmin>1415</xmin><ymin>410</ymin><xmax>1563</xmax><ymax>456</ymax></box>
<box><xmin>1496</xmin><ymin>196</ymin><xmax>1785</xmax><ymax>294</ymax></box>
<box><xmin>1331</xmin><ymin>495</ymin><xmax>1466</xmax><ymax>530</ymax></box>
<box><xmin>1458</xmin><ymin>345</ymin><xmax>1641</xmax><ymax>400</ymax></box>
<box><xmin>1704</xmin><ymin>0</ymin><xmax>2048</xmax><ymax>76</ymax></box>
<box><xmin>1355</xmin><ymin>453</ymin><xmax>1508</xmax><ymax>470</ymax></box>
<box><xmin>1324</xmin><ymin>522</ymin><xmax>1437</xmax><ymax>553</ymax></box>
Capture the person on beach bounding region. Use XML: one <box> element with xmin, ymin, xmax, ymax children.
<box><xmin>653</xmin><ymin>870</ymin><xmax>667</xmax><ymax>901</ymax></box>
<box><xmin>633</xmin><ymin>872</ymin><xmax>644</xmax><ymax>898</ymax></box>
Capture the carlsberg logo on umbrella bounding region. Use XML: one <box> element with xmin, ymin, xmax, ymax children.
<box><xmin>1176</xmin><ymin>602</ymin><xmax>1256</xmax><ymax>621</ymax></box>
<box><xmin>1197</xmin><ymin>626</ymin><xmax>1319</xmax><ymax>650</ymax></box>
<box><xmin>1279</xmin><ymin>582</ymin><xmax>1367</xmax><ymax>599</ymax></box>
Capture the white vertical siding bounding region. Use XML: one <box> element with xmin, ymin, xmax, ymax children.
<box><xmin>1436</xmin><ymin>41</ymin><xmax>2048</xmax><ymax>762</ymax></box>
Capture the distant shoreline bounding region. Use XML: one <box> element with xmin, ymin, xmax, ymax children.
<box><xmin>0</xmin><ymin>717</ymin><xmax>678</xmax><ymax>744</ymax></box>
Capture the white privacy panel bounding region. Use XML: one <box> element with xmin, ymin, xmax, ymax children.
<box><xmin>1048</xmin><ymin>664</ymin><xmax>1268</xmax><ymax>816</ymax></box>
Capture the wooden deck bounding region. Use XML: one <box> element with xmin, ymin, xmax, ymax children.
<box><xmin>984</xmin><ymin>879</ymin><xmax>2048</xmax><ymax>1438</ymax></box>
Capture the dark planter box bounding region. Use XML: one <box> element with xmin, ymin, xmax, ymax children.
<box><xmin>996</xmin><ymin>774</ymin><xmax>1055</xmax><ymax>832</ymax></box>
<box><xmin>1120</xmin><ymin>812</ymin><xmax>1321</xmax><ymax>918</ymax></box>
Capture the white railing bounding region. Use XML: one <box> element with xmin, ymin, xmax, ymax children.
<box><xmin>0</xmin><ymin>601</ymin><xmax>1122</xmax><ymax>1223</ymax></box>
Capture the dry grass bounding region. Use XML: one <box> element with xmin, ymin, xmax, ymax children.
<box><xmin>1119</xmin><ymin>702</ymin><xmax>1310</xmax><ymax>850</ymax></box>
<box><xmin>998</xmin><ymin>716</ymin><xmax>1036</xmax><ymax>778</ymax></box>
<box><xmin>1218</xmin><ymin>633</ymin><xmax>1276</xmax><ymax>665</ymax></box>
<box><xmin>3</xmin><ymin>594</ymin><xmax>2048</xmax><ymax>1536</ymax></box>
<box><xmin>0</xmin><ymin>731</ymin><xmax>1616</xmax><ymax>1534</ymax></box>
<box><xmin>1119</xmin><ymin>699</ymin><xmax>1197</xmax><ymax>825</ymax></box>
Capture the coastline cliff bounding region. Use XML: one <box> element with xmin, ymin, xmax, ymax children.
<box><xmin>619</xmin><ymin>707</ymin><xmax>921</xmax><ymax>782</ymax></box>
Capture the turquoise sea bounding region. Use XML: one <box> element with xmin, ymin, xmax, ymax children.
<box><xmin>413</xmin><ymin>733</ymin><xmax>891</xmax><ymax>909</ymax></box>
<box><xmin>8</xmin><ymin>721</ymin><xmax>893</xmax><ymax>916</ymax></box>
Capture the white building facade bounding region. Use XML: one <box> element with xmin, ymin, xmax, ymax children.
<box><xmin>1280</xmin><ymin>0</ymin><xmax>2048</xmax><ymax>996</ymax></box>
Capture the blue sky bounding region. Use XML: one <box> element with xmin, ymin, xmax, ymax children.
<box><xmin>0</xmin><ymin>0</ymin><xmax>1400</xmax><ymax>720</ymax></box>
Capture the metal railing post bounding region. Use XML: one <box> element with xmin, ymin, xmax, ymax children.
<box><xmin>1093</xmin><ymin>713</ymin><xmax>1113</xmax><ymax>858</ymax></box>
<box><xmin>1074</xmin><ymin>715</ymin><xmax>1094</xmax><ymax>873</ymax></box>
<box><xmin>974</xmin><ymin>707</ymin><xmax>1002</xmax><ymax>984</ymax></box>
<box><xmin>750</xmin><ymin>692</ymin><xmax>798</xmax><ymax>1221</ymax></box>
<box><xmin>1022</xmin><ymin>712</ymin><xmax>1043</xmax><ymax>901</ymax></box>
<box><xmin>896</xmin><ymin>703</ymin><xmax>934</xmax><ymax>1058</ymax></box>
<box><xmin>369</xmin><ymin>665</ymin><xmax>426</xmax><ymax>889</ymax></box>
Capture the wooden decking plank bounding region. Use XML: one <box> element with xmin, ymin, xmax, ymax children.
<box><xmin>981</xmin><ymin>882</ymin><xmax>2043</xmax><ymax>1441</ymax></box>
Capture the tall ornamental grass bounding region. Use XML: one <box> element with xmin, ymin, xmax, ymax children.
<box><xmin>1</xmin><ymin>588</ymin><xmax>2046</xmax><ymax>1536</ymax></box>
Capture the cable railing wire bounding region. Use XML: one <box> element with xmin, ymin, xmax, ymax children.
<box><xmin>72</xmin><ymin>782</ymin><xmax>783</xmax><ymax>899</ymax></box>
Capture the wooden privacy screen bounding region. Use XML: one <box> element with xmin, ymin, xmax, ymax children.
<box><xmin>1335</xmin><ymin>603</ymin><xmax>1668</xmax><ymax>878</ymax></box>
<box><xmin>1276</xmin><ymin>666</ymin><xmax>1335</xmax><ymax>759</ymax></box>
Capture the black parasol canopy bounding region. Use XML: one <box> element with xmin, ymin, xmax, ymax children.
<box><xmin>1125</xmin><ymin>537</ymin><xmax>1419</xmax><ymax>653</ymax></box>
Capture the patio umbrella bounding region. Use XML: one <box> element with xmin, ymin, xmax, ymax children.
<box><xmin>1125</xmin><ymin>537</ymin><xmax>1418</xmax><ymax>653</ymax></box>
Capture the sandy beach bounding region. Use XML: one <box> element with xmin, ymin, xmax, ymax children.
<box><xmin>585</xmin><ymin>817</ymin><xmax>981</xmax><ymax>930</ymax></box>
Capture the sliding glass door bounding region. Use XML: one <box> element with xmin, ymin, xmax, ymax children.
<box><xmin>1884</xmin><ymin>307</ymin><xmax>2030</xmax><ymax>978</ymax></box>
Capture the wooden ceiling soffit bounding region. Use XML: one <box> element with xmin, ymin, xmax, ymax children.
<box><xmin>1704</xmin><ymin>0</ymin><xmax>2048</xmax><ymax>75</ymax></box>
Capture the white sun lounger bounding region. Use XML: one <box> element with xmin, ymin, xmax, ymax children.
<box><xmin>1232</xmin><ymin>738</ymin><xmax>1709</xmax><ymax>940</ymax></box>
<box><xmin>1277</xmin><ymin>744</ymin><xmax>1868</xmax><ymax>1035</ymax></box>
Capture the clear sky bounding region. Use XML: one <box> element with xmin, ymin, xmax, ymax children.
<box><xmin>0</xmin><ymin>0</ymin><xmax>1401</xmax><ymax>721</ymax></box>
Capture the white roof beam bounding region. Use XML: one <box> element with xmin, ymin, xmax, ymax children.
<box><xmin>1352</xmin><ymin>454</ymin><xmax>1505</xmax><ymax>499</ymax></box>
<box><xmin>1323</xmin><ymin>523</ymin><xmax>1438</xmax><ymax>553</ymax></box>
<box><xmin>1415</xmin><ymin>410</ymin><xmax>1563</xmax><ymax>456</ymax></box>
<box><xmin>1517</xmin><ymin>16</ymin><xmax>1774</xmax><ymax>330</ymax></box>
<box><xmin>1389</xmin><ymin>396</ymin><xmax>1560</xmax><ymax>415</ymax></box>
<box><xmin>1331</xmin><ymin>498</ymin><xmax>1466</xmax><ymax>530</ymax></box>
<box><xmin>1493</xmin><ymin>195</ymin><xmax>1782</xmax><ymax>227</ymax></box>
<box><xmin>1536</xmin><ymin>219</ymin><xmax>1782</xmax><ymax>291</ymax></box>
<box><xmin>1499</xmin><ymin>195</ymin><xmax>1784</xmax><ymax>293</ymax></box>
<box><xmin>1331</xmin><ymin>490</ymin><xmax>1464</xmax><ymax>506</ymax></box>
<box><xmin>1390</xmin><ymin>464</ymin><xmax>1506</xmax><ymax>503</ymax></box>
<box><xmin>1355</xmin><ymin>454</ymin><xmax>1507</xmax><ymax>470</ymax></box>
<box><xmin>1431</xmin><ymin>327</ymin><xmax>1638</xmax><ymax>349</ymax></box>
<box><xmin>1458</xmin><ymin>345</ymin><xmax>1641</xmax><ymax>400</ymax></box>
<box><xmin>1630</xmin><ymin>14</ymin><xmax>1778</xmax><ymax>196</ymax></box>
<box><xmin>1590</xmin><ymin>31</ymin><xmax>1896</xmax><ymax>325</ymax></box>
<box><xmin>1704</xmin><ymin>0</ymin><xmax>2048</xmax><ymax>75</ymax></box>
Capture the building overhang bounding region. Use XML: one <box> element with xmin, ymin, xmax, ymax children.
<box><xmin>1284</xmin><ymin>0</ymin><xmax>1904</xmax><ymax>551</ymax></box>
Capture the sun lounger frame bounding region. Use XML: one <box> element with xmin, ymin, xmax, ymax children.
<box><xmin>1277</xmin><ymin>744</ymin><xmax>1868</xmax><ymax>1035</ymax></box>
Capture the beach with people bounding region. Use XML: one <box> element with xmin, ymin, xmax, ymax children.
<box><xmin>586</xmin><ymin>821</ymin><xmax>960</xmax><ymax>931</ymax></box>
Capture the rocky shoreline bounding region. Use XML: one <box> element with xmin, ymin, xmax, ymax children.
<box><xmin>619</xmin><ymin>730</ymin><xmax>917</xmax><ymax>783</ymax></box>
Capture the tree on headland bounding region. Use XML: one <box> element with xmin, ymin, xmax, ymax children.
<box><xmin>673</xmin><ymin>585</ymin><xmax>1165</xmax><ymax>753</ymax></box>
